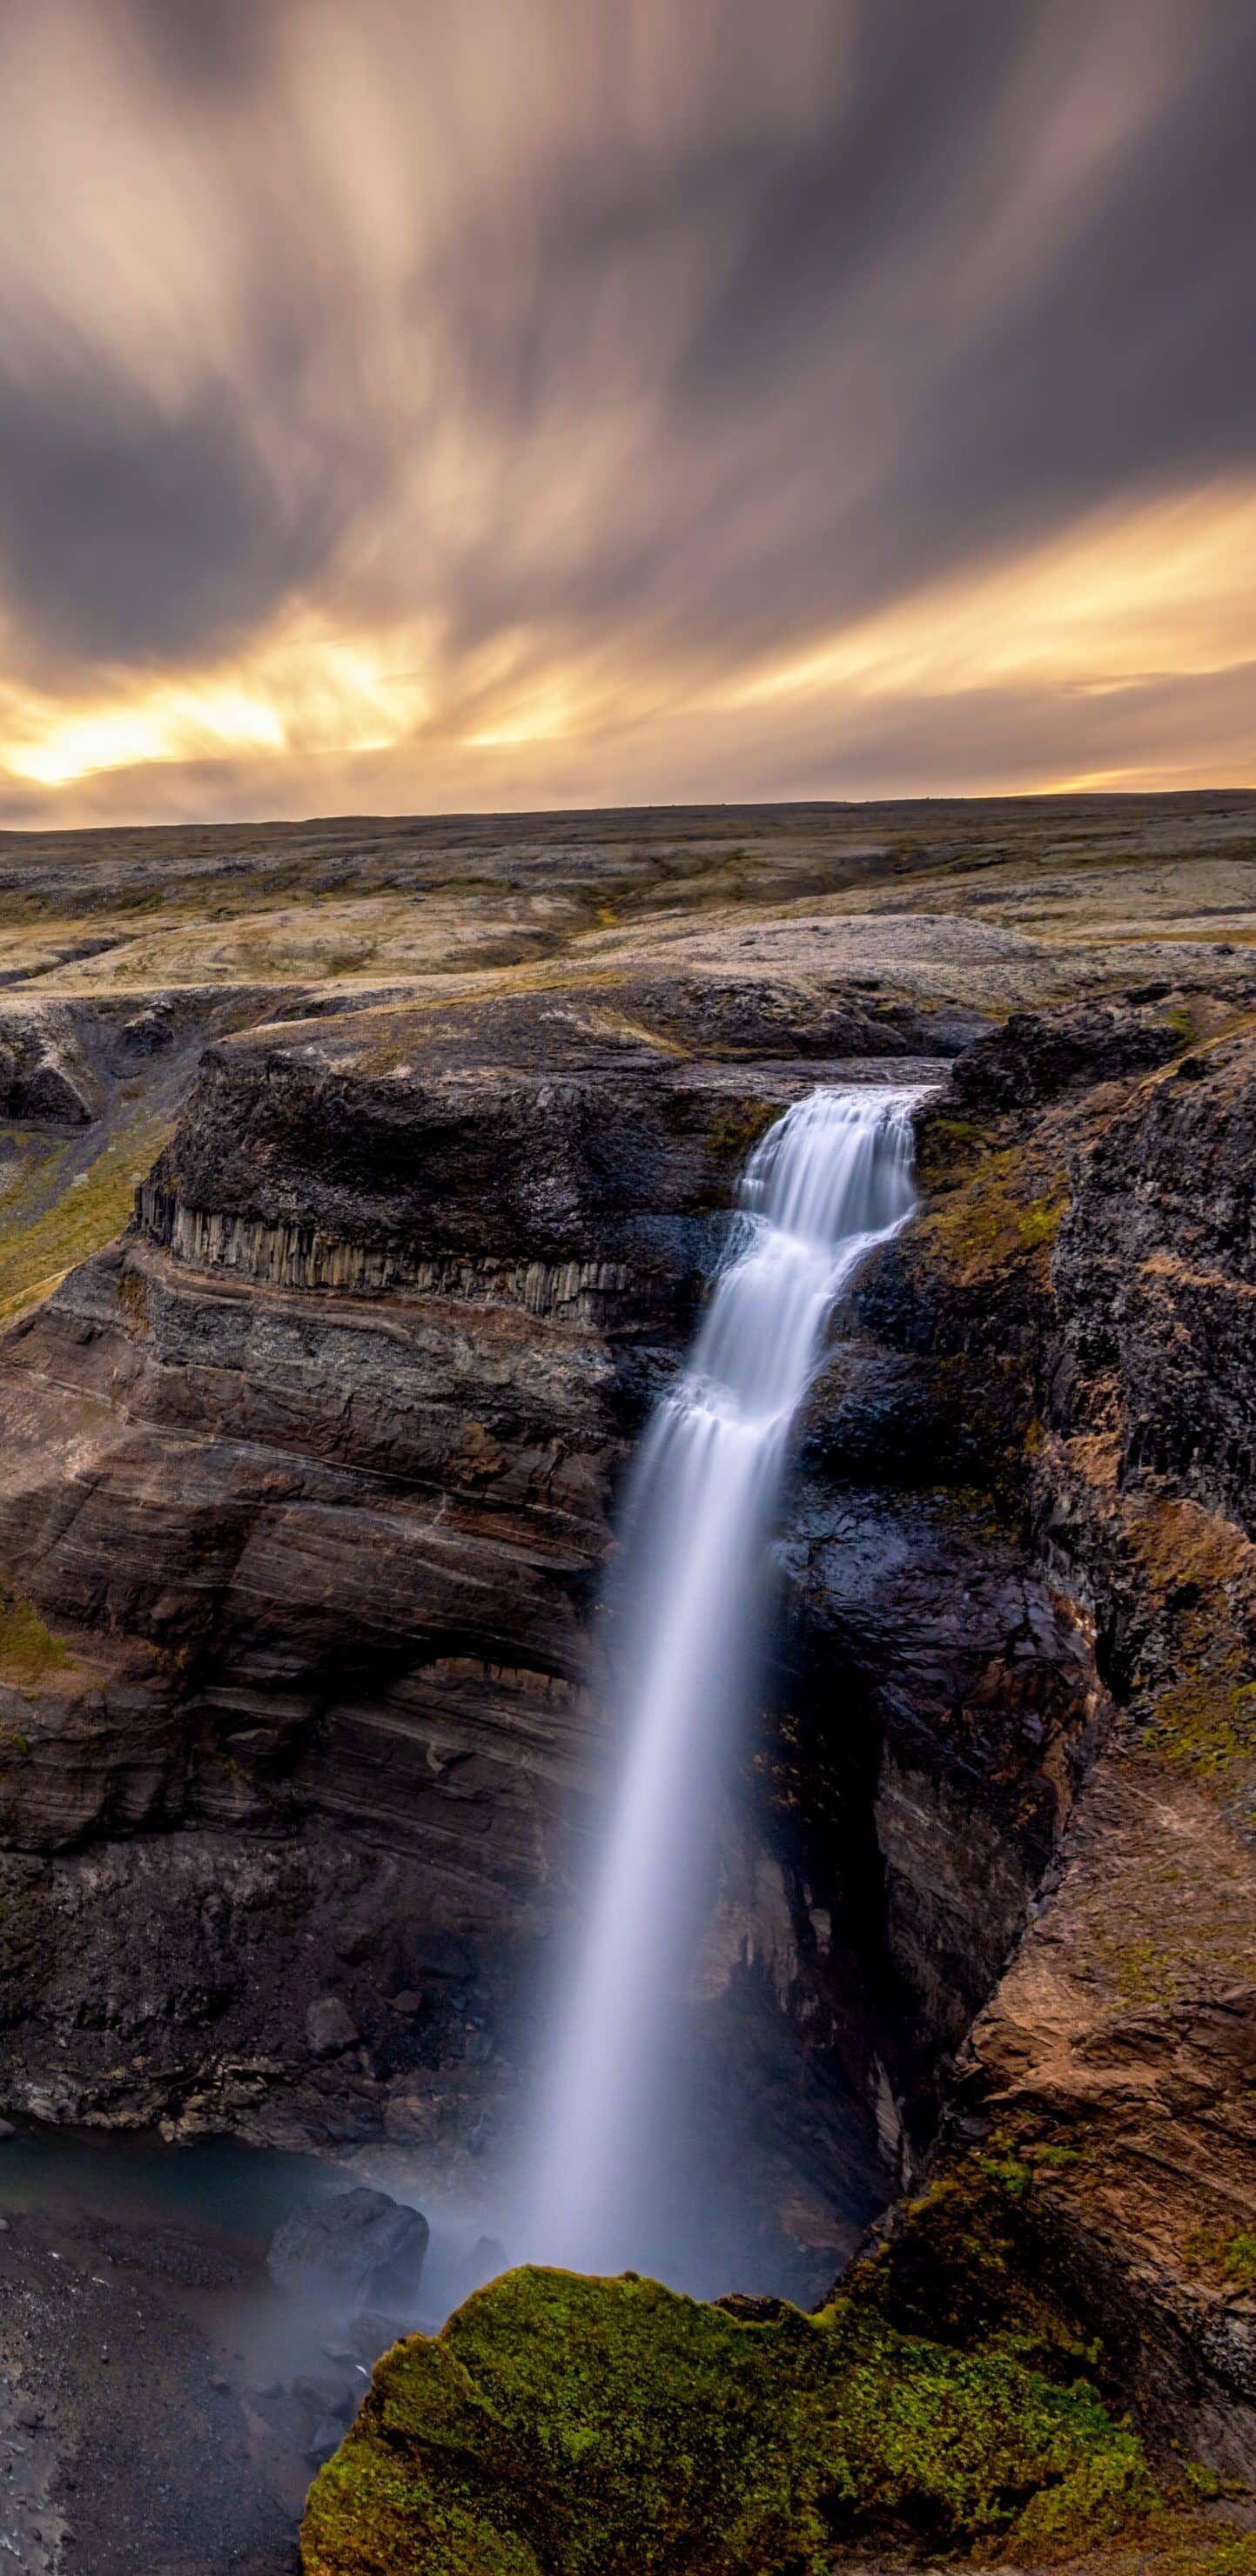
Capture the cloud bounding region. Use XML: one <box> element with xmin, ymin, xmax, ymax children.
<box><xmin>0</xmin><ymin>374</ymin><xmax>340</xmax><ymax>670</ymax></box>
<box><xmin>0</xmin><ymin>0</ymin><xmax>1250</xmax><ymax>814</ymax></box>
<box><xmin>120</xmin><ymin>0</ymin><xmax>284</xmax><ymax>97</ymax></box>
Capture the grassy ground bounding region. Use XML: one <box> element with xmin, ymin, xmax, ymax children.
<box><xmin>0</xmin><ymin>791</ymin><xmax>1253</xmax><ymax>997</ymax></box>
<box><xmin>0</xmin><ymin>1104</ymin><xmax>173</xmax><ymax>1320</ymax></box>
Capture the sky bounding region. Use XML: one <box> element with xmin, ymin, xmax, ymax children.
<box><xmin>0</xmin><ymin>0</ymin><xmax>1253</xmax><ymax>827</ymax></box>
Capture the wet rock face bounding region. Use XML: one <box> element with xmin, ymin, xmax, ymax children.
<box><xmin>778</xmin><ymin>1479</ymin><xmax>1102</xmax><ymax>2101</ymax></box>
<box><xmin>0</xmin><ymin>984</ymin><xmax>952</xmax><ymax>2210</ymax></box>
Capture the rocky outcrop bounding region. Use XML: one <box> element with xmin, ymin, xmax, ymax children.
<box><xmin>964</xmin><ymin>1754</ymin><xmax>1256</xmax><ymax>2478</ymax></box>
<box><xmin>268</xmin><ymin>2185</ymin><xmax>429</xmax><ymax>2317</ymax></box>
<box><xmin>0</xmin><ymin>1001</ymin><xmax>102</xmax><ymax>1124</ymax></box>
<box><xmin>300</xmin><ymin>2263</ymin><xmax>1154</xmax><ymax>2575</ymax></box>
<box><xmin>0</xmin><ymin>988</ymin><xmax>279</xmax><ymax>1132</ymax></box>
<box><xmin>852</xmin><ymin>996</ymin><xmax>1256</xmax><ymax>2473</ymax></box>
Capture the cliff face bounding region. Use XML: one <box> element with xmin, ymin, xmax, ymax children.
<box><xmin>0</xmin><ymin>976</ymin><xmax>952</xmax><ymax>2264</ymax></box>
<box><xmin>2</xmin><ymin>958</ymin><xmax>1255</xmax><ymax>2515</ymax></box>
<box><xmin>854</xmin><ymin>998</ymin><xmax>1256</xmax><ymax>2474</ymax></box>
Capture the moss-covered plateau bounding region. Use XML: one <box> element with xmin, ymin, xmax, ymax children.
<box><xmin>300</xmin><ymin>2263</ymin><xmax>1153</xmax><ymax>2574</ymax></box>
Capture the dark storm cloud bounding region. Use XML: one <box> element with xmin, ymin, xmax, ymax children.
<box><xmin>0</xmin><ymin>0</ymin><xmax>1251</xmax><ymax>805</ymax></box>
<box><xmin>121</xmin><ymin>0</ymin><xmax>281</xmax><ymax>94</ymax></box>
<box><xmin>0</xmin><ymin>373</ymin><xmax>343</xmax><ymax>669</ymax></box>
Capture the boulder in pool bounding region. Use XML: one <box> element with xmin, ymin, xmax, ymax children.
<box><xmin>267</xmin><ymin>2186</ymin><xmax>428</xmax><ymax>2317</ymax></box>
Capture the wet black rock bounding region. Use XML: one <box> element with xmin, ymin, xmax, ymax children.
<box><xmin>267</xmin><ymin>2186</ymin><xmax>429</xmax><ymax>2317</ymax></box>
<box><xmin>949</xmin><ymin>1001</ymin><xmax>1182</xmax><ymax>1117</ymax></box>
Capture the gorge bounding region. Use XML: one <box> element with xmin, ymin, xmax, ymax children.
<box><xmin>0</xmin><ymin>796</ymin><xmax>1253</xmax><ymax>2573</ymax></box>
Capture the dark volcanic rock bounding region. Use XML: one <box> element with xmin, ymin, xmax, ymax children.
<box><xmin>133</xmin><ymin>983</ymin><xmax>923</xmax><ymax>1320</ymax></box>
<box><xmin>949</xmin><ymin>999</ymin><xmax>1182</xmax><ymax>1117</ymax></box>
<box><xmin>859</xmin><ymin>999</ymin><xmax>1256</xmax><ymax>2467</ymax></box>
<box><xmin>268</xmin><ymin>2185</ymin><xmax>429</xmax><ymax>2317</ymax></box>
<box><xmin>778</xmin><ymin>1479</ymin><xmax>1102</xmax><ymax>2087</ymax></box>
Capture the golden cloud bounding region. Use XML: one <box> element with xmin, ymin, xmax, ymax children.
<box><xmin>724</xmin><ymin>481</ymin><xmax>1256</xmax><ymax>713</ymax></box>
<box><xmin>3</xmin><ymin>477</ymin><xmax>1252</xmax><ymax>807</ymax></box>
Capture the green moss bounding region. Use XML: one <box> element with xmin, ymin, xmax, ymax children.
<box><xmin>1163</xmin><ymin>1006</ymin><xmax>1197</xmax><ymax>1050</ymax></box>
<box><xmin>1184</xmin><ymin>2228</ymin><xmax>1256</xmax><ymax>2293</ymax></box>
<box><xmin>0</xmin><ymin>1105</ymin><xmax>173</xmax><ymax>1322</ymax></box>
<box><xmin>1203</xmin><ymin>2539</ymin><xmax>1256</xmax><ymax>2576</ymax></box>
<box><xmin>0</xmin><ymin>1584</ymin><xmax>71</xmax><ymax>1687</ymax></box>
<box><xmin>1224</xmin><ymin>2234</ymin><xmax>1256</xmax><ymax>2291</ymax></box>
<box><xmin>1148</xmin><ymin>1664</ymin><xmax>1256</xmax><ymax>1781</ymax></box>
<box><xmin>301</xmin><ymin>2265</ymin><xmax>1153</xmax><ymax>2575</ymax></box>
<box><xmin>702</xmin><ymin>1099</ymin><xmax>780</xmax><ymax>1165</ymax></box>
<box><xmin>912</xmin><ymin>1114</ymin><xmax>993</xmax><ymax>1190</ymax></box>
<box><xmin>1018</xmin><ymin>1188</ymin><xmax>1068</xmax><ymax>1249</ymax></box>
<box><xmin>917</xmin><ymin>1141</ymin><xmax>1069</xmax><ymax>1281</ymax></box>
<box><xmin>976</xmin><ymin>2151</ymin><xmax>1035</xmax><ymax>2200</ymax></box>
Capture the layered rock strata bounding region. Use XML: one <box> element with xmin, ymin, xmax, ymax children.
<box><xmin>2</xmin><ymin>966</ymin><xmax>1253</xmax><ymax>2488</ymax></box>
<box><xmin>0</xmin><ymin>980</ymin><xmax>952</xmax><ymax>2257</ymax></box>
<box><xmin>849</xmin><ymin>996</ymin><xmax>1256</xmax><ymax>2470</ymax></box>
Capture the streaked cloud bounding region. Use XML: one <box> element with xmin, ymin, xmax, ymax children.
<box><xmin>0</xmin><ymin>0</ymin><xmax>1251</xmax><ymax>820</ymax></box>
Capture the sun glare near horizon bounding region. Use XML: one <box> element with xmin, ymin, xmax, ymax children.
<box><xmin>3</xmin><ymin>479</ymin><xmax>1253</xmax><ymax>810</ymax></box>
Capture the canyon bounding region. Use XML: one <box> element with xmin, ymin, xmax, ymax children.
<box><xmin>0</xmin><ymin>794</ymin><xmax>1253</xmax><ymax>2571</ymax></box>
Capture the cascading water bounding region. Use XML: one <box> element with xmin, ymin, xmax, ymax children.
<box><xmin>520</xmin><ymin>1086</ymin><xmax>922</xmax><ymax>2285</ymax></box>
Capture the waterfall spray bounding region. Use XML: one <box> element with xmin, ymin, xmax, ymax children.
<box><xmin>521</xmin><ymin>1086</ymin><xmax>922</xmax><ymax>2284</ymax></box>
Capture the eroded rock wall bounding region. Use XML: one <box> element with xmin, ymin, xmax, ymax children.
<box><xmin>858</xmin><ymin>997</ymin><xmax>1256</xmax><ymax>2467</ymax></box>
<box><xmin>0</xmin><ymin>993</ymin><xmax>948</xmax><ymax>2231</ymax></box>
<box><xmin>3</xmin><ymin>969</ymin><xmax>1253</xmax><ymax>2469</ymax></box>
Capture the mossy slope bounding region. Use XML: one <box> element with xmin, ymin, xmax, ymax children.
<box><xmin>301</xmin><ymin>2264</ymin><xmax>1151</xmax><ymax>2574</ymax></box>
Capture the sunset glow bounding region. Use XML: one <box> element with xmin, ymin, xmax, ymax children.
<box><xmin>0</xmin><ymin>1</ymin><xmax>1250</xmax><ymax>822</ymax></box>
<box><xmin>1</xmin><ymin>630</ymin><xmax>431</xmax><ymax>788</ymax></box>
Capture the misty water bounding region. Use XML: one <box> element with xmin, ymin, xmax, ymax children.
<box><xmin>519</xmin><ymin>1084</ymin><xmax>922</xmax><ymax>2289</ymax></box>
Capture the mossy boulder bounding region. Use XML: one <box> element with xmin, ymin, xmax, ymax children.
<box><xmin>300</xmin><ymin>2264</ymin><xmax>1152</xmax><ymax>2573</ymax></box>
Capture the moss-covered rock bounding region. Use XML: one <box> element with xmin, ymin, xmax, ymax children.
<box><xmin>300</xmin><ymin>2264</ymin><xmax>1152</xmax><ymax>2573</ymax></box>
<box><xmin>846</xmin><ymin>2153</ymin><xmax>1100</xmax><ymax>2371</ymax></box>
<box><xmin>0</xmin><ymin>1579</ymin><xmax>71</xmax><ymax>1687</ymax></box>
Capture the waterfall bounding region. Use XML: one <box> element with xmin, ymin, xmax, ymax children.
<box><xmin>521</xmin><ymin>1086</ymin><xmax>922</xmax><ymax>2284</ymax></box>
